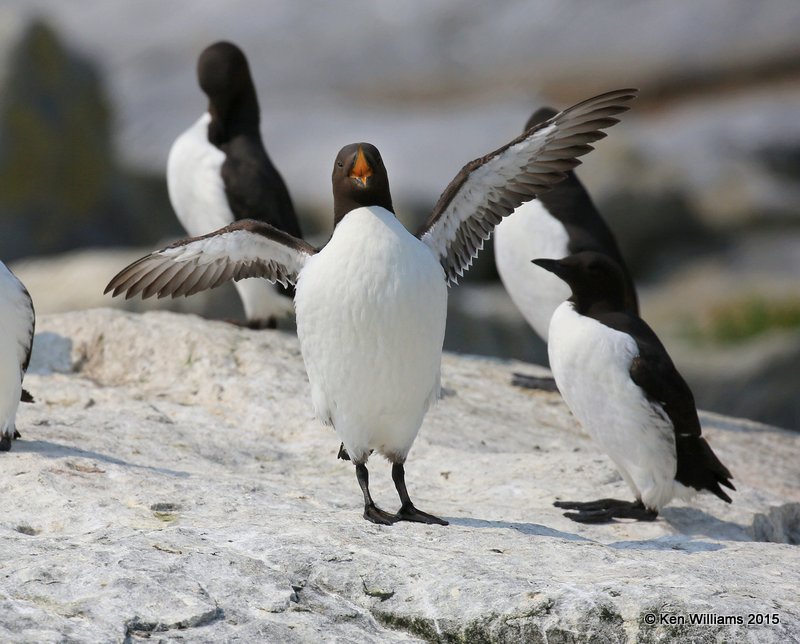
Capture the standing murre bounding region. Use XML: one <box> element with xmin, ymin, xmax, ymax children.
<box><xmin>167</xmin><ymin>41</ymin><xmax>302</xmax><ymax>329</ymax></box>
<box><xmin>105</xmin><ymin>88</ymin><xmax>637</xmax><ymax>524</ymax></box>
<box><xmin>494</xmin><ymin>106</ymin><xmax>638</xmax><ymax>390</ymax></box>
<box><xmin>0</xmin><ymin>261</ymin><xmax>35</xmax><ymax>452</ymax></box>
<box><xmin>533</xmin><ymin>251</ymin><xmax>734</xmax><ymax>522</ymax></box>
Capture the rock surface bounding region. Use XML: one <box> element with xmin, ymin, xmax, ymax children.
<box><xmin>2</xmin><ymin>309</ymin><xmax>799</xmax><ymax>642</ymax></box>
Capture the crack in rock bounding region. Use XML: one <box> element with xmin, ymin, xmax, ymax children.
<box><xmin>123</xmin><ymin>607</ymin><xmax>224</xmax><ymax>642</ymax></box>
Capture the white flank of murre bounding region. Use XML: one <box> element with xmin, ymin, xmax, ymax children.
<box><xmin>0</xmin><ymin>262</ymin><xmax>33</xmax><ymax>439</ymax></box>
<box><xmin>166</xmin><ymin>113</ymin><xmax>290</xmax><ymax>320</ymax></box>
<box><xmin>167</xmin><ymin>114</ymin><xmax>231</xmax><ymax>235</ymax></box>
<box><xmin>295</xmin><ymin>206</ymin><xmax>447</xmax><ymax>463</ymax></box>
<box><xmin>494</xmin><ymin>199</ymin><xmax>571</xmax><ymax>341</ymax></box>
<box><xmin>548</xmin><ymin>301</ymin><xmax>694</xmax><ymax>510</ymax></box>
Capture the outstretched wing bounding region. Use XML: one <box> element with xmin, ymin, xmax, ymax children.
<box><xmin>105</xmin><ymin>219</ymin><xmax>317</xmax><ymax>300</ymax></box>
<box><xmin>417</xmin><ymin>88</ymin><xmax>637</xmax><ymax>285</ymax></box>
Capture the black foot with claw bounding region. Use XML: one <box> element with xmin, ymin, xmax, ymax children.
<box><xmin>391</xmin><ymin>463</ymin><xmax>448</xmax><ymax>526</ymax></box>
<box><xmin>364</xmin><ymin>504</ymin><xmax>398</xmax><ymax>525</ymax></box>
<box><xmin>337</xmin><ymin>443</ymin><xmax>351</xmax><ymax>461</ymax></box>
<box><xmin>355</xmin><ymin>463</ymin><xmax>395</xmax><ymax>525</ymax></box>
<box><xmin>511</xmin><ymin>373</ymin><xmax>559</xmax><ymax>392</ymax></box>
<box><xmin>395</xmin><ymin>503</ymin><xmax>449</xmax><ymax>525</ymax></box>
<box><xmin>0</xmin><ymin>434</ymin><xmax>11</xmax><ymax>452</ymax></box>
<box><xmin>555</xmin><ymin>498</ymin><xmax>658</xmax><ymax>523</ymax></box>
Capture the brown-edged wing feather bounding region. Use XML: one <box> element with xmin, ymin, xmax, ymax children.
<box><xmin>104</xmin><ymin>219</ymin><xmax>317</xmax><ymax>301</ymax></box>
<box><xmin>417</xmin><ymin>88</ymin><xmax>638</xmax><ymax>285</ymax></box>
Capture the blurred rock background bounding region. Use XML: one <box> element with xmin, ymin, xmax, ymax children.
<box><xmin>1</xmin><ymin>1</ymin><xmax>799</xmax><ymax>429</ymax></box>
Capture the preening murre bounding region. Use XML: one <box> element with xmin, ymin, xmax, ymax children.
<box><xmin>106</xmin><ymin>89</ymin><xmax>638</xmax><ymax>524</ymax></box>
<box><xmin>533</xmin><ymin>251</ymin><xmax>734</xmax><ymax>522</ymax></box>
<box><xmin>167</xmin><ymin>41</ymin><xmax>302</xmax><ymax>329</ymax></box>
<box><xmin>0</xmin><ymin>261</ymin><xmax>36</xmax><ymax>452</ymax></box>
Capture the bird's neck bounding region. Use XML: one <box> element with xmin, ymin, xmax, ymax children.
<box><xmin>207</xmin><ymin>93</ymin><xmax>260</xmax><ymax>146</ymax></box>
<box><xmin>572</xmin><ymin>295</ymin><xmax>623</xmax><ymax>318</ymax></box>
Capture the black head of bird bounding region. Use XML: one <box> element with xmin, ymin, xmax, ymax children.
<box><xmin>532</xmin><ymin>251</ymin><xmax>629</xmax><ymax>315</ymax></box>
<box><xmin>332</xmin><ymin>142</ymin><xmax>394</xmax><ymax>224</ymax></box>
<box><xmin>197</xmin><ymin>41</ymin><xmax>259</xmax><ymax>144</ymax></box>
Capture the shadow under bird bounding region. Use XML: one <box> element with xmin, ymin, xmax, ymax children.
<box><xmin>494</xmin><ymin>106</ymin><xmax>638</xmax><ymax>391</ymax></box>
<box><xmin>533</xmin><ymin>251</ymin><xmax>734</xmax><ymax>523</ymax></box>
<box><xmin>167</xmin><ymin>41</ymin><xmax>302</xmax><ymax>329</ymax></box>
<box><xmin>106</xmin><ymin>88</ymin><xmax>638</xmax><ymax>525</ymax></box>
<box><xmin>0</xmin><ymin>261</ymin><xmax>35</xmax><ymax>452</ymax></box>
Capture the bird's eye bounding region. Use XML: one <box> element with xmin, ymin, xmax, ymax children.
<box><xmin>336</xmin><ymin>160</ymin><xmax>344</xmax><ymax>168</ymax></box>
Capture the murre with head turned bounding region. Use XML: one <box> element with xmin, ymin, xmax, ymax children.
<box><xmin>167</xmin><ymin>41</ymin><xmax>302</xmax><ymax>329</ymax></box>
<box><xmin>533</xmin><ymin>251</ymin><xmax>734</xmax><ymax>523</ymax></box>
<box><xmin>0</xmin><ymin>261</ymin><xmax>35</xmax><ymax>452</ymax></box>
<box><xmin>107</xmin><ymin>89</ymin><xmax>637</xmax><ymax>524</ymax></box>
<box><xmin>494</xmin><ymin>106</ymin><xmax>638</xmax><ymax>390</ymax></box>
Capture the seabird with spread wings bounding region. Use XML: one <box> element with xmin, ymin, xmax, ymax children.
<box><xmin>106</xmin><ymin>88</ymin><xmax>638</xmax><ymax>525</ymax></box>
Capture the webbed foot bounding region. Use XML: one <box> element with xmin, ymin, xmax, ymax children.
<box><xmin>555</xmin><ymin>498</ymin><xmax>658</xmax><ymax>523</ymax></box>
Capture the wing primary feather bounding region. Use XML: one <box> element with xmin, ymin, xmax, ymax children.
<box><xmin>142</xmin><ymin>263</ymin><xmax>184</xmax><ymax>299</ymax></box>
<box><xmin>125</xmin><ymin>264</ymin><xmax>165</xmax><ymax>300</ymax></box>
<box><xmin>107</xmin><ymin>260</ymin><xmax>153</xmax><ymax>296</ymax></box>
<box><xmin>172</xmin><ymin>263</ymin><xmax>208</xmax><ymax>298</ymax></box>
<box><xmin>159</xmin><ymin>262</ymin><xmax>197</xmax><ymax>297</ymax></box>
<box><xmin>417</xmin><ymin>87</ymin><xmax>638</xmax><ymax>285</ymax></box>
<box><xmin>104</xmin><ymin>219</ymin><xmax>317</xmax><ymax>302</ymax></box>
<box><xmin>187</xmin><ymin>263</ymin><xmax>220</xmax><ymax>296</ymax></box>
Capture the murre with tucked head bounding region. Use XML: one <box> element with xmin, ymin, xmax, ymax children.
<box><xmin>494</xmin><ymin>106</ymin><xmax>637</xmax><ymax>390</ymax></box>
<box><xmin>0</xmin><ymin>261</ymin><xmax>35</xmax><ymax>452</ymax></box>
<box><xmin>106</xmin><ymin>89</ymin><xmax>637</xmax><ymax>524</ymax></box>
<box><xmin>533</xmin><ymin>251</ymin><xmax>734</xmax><ymax>523</ymax></box>
<box><xmin>167</xmin><ymin>41</ymin><xmax>302</xmax><ymax>329</ymax></box>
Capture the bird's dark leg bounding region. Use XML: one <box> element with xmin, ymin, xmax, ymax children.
<box><xmin>223</xmin><ymin>317</ymin><xmax>278</xmax><ymax>330</ymax></box>
<box><xmin>555</xmin><ymin>498</ymin><xmax>658</xmax><ymax>523</ymax></box>
<box><xmin>338</xmin><ymin>444</ymin><xmax>372</xmax><ymax>461</ymax></box>
<box><xmin>355</xmin><ymin>463</ymin><xmax>396</xmax><ymax>525</ymax></box>
<box><xmin>391</xmin><ymin>463</ymin><xmax>448</xmax><ymax>525</ymax></box>
<box><xmin>242</xmin><ymin>315</ymin><xmax>278</xmax><ymax>331</ymax></box>
<box><xmin>511</xmin><ymin>372</ymin><xmax>559</xmax><ymax>392</ymax></box>
<box><xmin>246</xmin><ymin>317</ymin><xmax>278</xmax><ymax>330</ymax></box>
<box><xmin>0</xmin><ymin>433</ymin><xmax>11</xmax><ymax>452</ymax></box>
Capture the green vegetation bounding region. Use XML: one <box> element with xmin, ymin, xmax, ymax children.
<box><xmin>683</xmin><ymin>295</ymin><xmax>800</xmax><ymax>345</ymax></box>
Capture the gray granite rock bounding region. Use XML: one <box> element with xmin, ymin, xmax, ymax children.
<box><xmin>2</xmin><ymin>309</ymin><xmax>797</xmax><ymax>642</ymax></box>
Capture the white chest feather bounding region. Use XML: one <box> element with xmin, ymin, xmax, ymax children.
<box><xmin>0</xmin><ymin>263</ymin><xmax>33</xmax><ymax>435</ymax></box>
<box><xmin>494</xmin><ymin>199</ymin><xmax>571</xmax><ymax>341</ymax></box>
<box><xmin>167</xmin><ymin>114</ymin><xmax>234</xmax><ymax>236</ymax></box>
<box><xmin>548</xmin><ymin>303</ymin><xmax>680</xmax><ymax>509</ymax></box>
<box><xmin>294</xmin><ymin>207</ymin><xmax>447</xmax><ymax>462</ymax></box>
